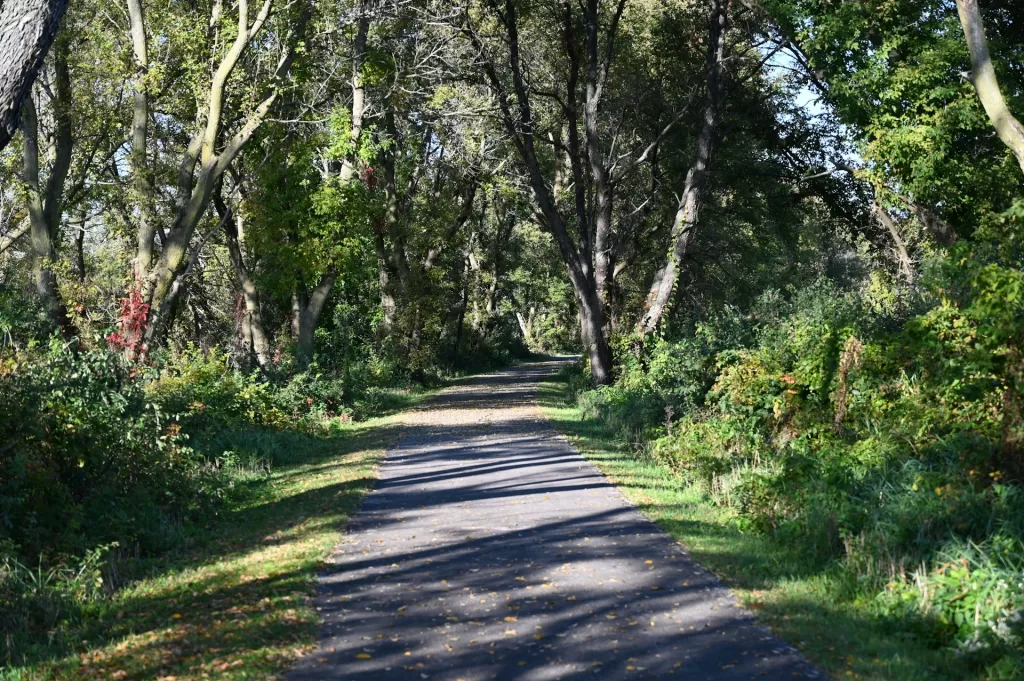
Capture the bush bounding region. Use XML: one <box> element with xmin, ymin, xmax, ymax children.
<box><xmin>0</xmin><ymin>338</ymin><xmax>418</xmax><ymax>664</ymax></box>
<box><xmin>571</xmin><ymin>222</ymin><xmax>1024</xmax><ymax>672</ymax></box>
<box><xmin>0</xmin><ymin>342</ymin><xmax>220</xmax><ymax>561</ymax></box>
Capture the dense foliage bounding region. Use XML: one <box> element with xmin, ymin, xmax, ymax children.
<box><xmin>567</xmin><ymin>206</ymin><xmax>1024</xmax><ymax>675</ymax></box>
<box><xmin>1</xmin><ymin>0</ymin><xmax>1022</xmax><ymax>677</ymax></box>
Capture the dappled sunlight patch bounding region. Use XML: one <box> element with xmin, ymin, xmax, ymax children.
<box><xmin>19</xmin><ymin>429</ymin><xmax>389</xmax><ymax>681</ymax></box>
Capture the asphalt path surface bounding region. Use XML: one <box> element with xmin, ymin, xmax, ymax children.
<box><xmin>287</xmin><ymin>359</ymin><xmax>823</xmax><ymax>681</ymax></box>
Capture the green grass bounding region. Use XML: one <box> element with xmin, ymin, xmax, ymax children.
<box><xmin>1</xmin><ymin>414</ymin><xmax>412</xmax><ymax>681</ymax></box>
<box><xmin>536</xmin><ymin>377</ymin><xmax>974</xmax><ymax>681</ymax></box>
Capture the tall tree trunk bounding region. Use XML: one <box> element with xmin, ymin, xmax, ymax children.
<box><xmin>638</xmin><ymin>0</ymin><xmax>728</xmax><ymax>335</ymax></box>
<box><xmin>340</xmin><ymin>0</ymin><xmax>369</xmax><ymax>183</ymax></box>
<box><xmin>583</xmin><ymin>0</ymin><xmax>624</xmax><ymax>321</ymax></box>
<box><xmin>126</xmin><ymin>0</ymin><xmax>156</xmax><ymax>278</ymax></box>
<box><xmin>20</xmin><ymin>39</ymin><xmax>74</xmax><ymax>335</ymax></box>
<box><xmin>0</xmin><ymin>0</ymin><xmax>69</xmax><ymax>151</ymax></box>
<box><xmin>453</xmin><ymin>252</ymin><xmax>471</xmax><ymax>357</ymax></box>
<box><xmin>376</xmin><ymin>244</ymin><xmax>399</xmax><ymax>336</ymax></box>
<box><xmin>956</xmin><ymin>0</ymin><xmax>1024</xmax><ymax>175</ymax></box>
<box><xmin>466</xmin><ymin>0</ymin><xmax>614</xmax><ymax>384</ymax></box>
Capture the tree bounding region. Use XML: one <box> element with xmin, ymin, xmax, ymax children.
<box><xmin>637</xmin><ymin>0</ymin><xmax>729</xmax><ymax>335</ymax></box>
<box><xmin>955</xmin><ymin>0</ymin><xmax>1024</xmax><ymax>175</ymax></box>
<box><xmin>126</xmin><ymin>0</ymin><xmax>311</xmax><ymax>349</ymax></box>
<box><xmin>0</xmin><ymin>0</ymin><xmax>69</xmax><ymax>151</ymax></box>
<box><xmin>19</xmin><ymin>36</ymin><xmax>72</xmax><ymax>333</ymax></box>
<box><xmin>459</xmin><ymin>0</ymin><xmax>627</xmax><ymax>384</ymax></box>
<box><xmin>762</xmin><ymin>0</ymin><xmax>1023</xmax><ymax>239</ymax></box>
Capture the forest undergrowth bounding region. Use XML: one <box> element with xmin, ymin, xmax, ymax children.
<box><xmin>0</xmin><ymin>340</ymin><xmax>501</xmax><ymax>679</ymax></box>
<box><xmin>543</xmin><ymin>212</ymin><xmax>1024</xmax><ymax>681</ymax></box>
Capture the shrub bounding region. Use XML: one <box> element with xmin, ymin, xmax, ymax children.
<box><xmin>572</xmin><ymin>227</ymin><xmax>1024</xmax><ymax>670</ymax></box>
<box><xmin>0</xmin><ymin>341</ymin><xmax>220</xmax><ymax>560</ymax></box>
<box><xmin>0</xmin><ymin>540</ymin><xmax>112</xmax><ymax>667</ymax></box>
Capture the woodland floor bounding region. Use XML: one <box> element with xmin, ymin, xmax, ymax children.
<box><xmin>286</xmin><ymin>359</ymin><xmax>823</xmax><ymax>680</ymax></box>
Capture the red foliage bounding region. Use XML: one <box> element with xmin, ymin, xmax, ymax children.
<box><xmin>107</xmin><ymin>281</ymin><xmax>150</xmax><ymax>362</ymax></box>
<box><xmin>361</xmin><ymin>166</ymin><xmax>376</xmax><ymax>190</ymax></box>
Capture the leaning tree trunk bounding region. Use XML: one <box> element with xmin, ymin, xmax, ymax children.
<box><xmin>956</xmin><ymin>0</ymin><xmax>1024</xmax><ymax>175</ymax></box>
<box><xmin>138</xmin><ymin>0</ymin><xmax>306</xmax><ymax>347</ymax></box>
<box><xmin>638</xmin><ymin>0</ymin><xmax>728</xmax><ymax>335</ymax></box>
<box><xmin>0</xmin><ymin>0</ymin><xmax>69</xmax><ymax>151</ymax></box>
<box><xmin>872</xmin><ymin>202</ymin><xmax>915</xmax><ymax>285</ymax></box>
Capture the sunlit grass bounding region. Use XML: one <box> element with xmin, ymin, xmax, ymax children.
<box><xmin>536</xmin><ymin>378</ymin><xmax>971</xmax><ymax>681</ymax></box>
<box><xmin>3</xmin><ymin>417</ymin><xmax>407</xmax><ymax>681</ymax></box>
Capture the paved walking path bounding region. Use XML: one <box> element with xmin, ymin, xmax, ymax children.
<box><xmin>288</xmin><ymin>360</ymin><xmax>823</xmax><ymax>680</ymax></box>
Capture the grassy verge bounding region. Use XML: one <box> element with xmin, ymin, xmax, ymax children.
<box><xmin>537</xmin><ymin>377</ymin><xmax>970</xmax><ymax>681</ymax></box>
<box><xmin>2</xmin><ymin>414</ymin><xmax>411</xmax><ymax>681</ymax></box>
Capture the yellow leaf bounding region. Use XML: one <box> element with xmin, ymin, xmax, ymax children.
<box><xmin>355</xmin><ymin>653</ymin><xmax>372</xmax><ymax>660</ymax></box>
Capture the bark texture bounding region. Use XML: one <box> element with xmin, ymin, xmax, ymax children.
<box><xmin>20</xmin><ymin>37</ymin><xmax>74</xmax><ymax>334</ymax></box>
<box><xmin>0</xmin><ymin>0</ymin><xmax>69</xmax><ymax>151</ymax></box>
<box><xmin>956</xmin><ymin>0</ymin><xmax>1024</xmax><ymax>175</ymax></box>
